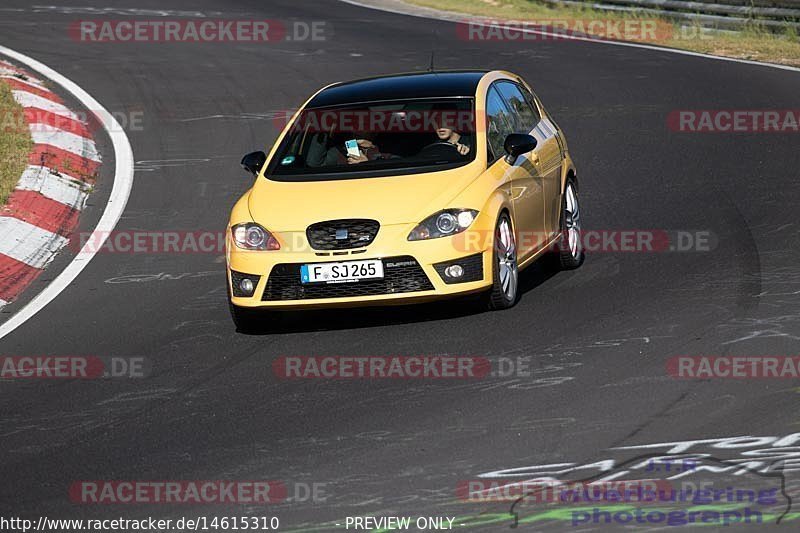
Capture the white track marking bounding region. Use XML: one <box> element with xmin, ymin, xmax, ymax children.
<box><xmin>16</xmin><ymin>166</ymin><xmax>89</xmax><ymax>209</ymax></box>
<box><xmin>30</xmin><ymin>125</ymin><xmax>100</xmax><ymax>160</ymax></box>
<box><xmin>12</xmin><ymin>90</ymin><xmax>79</xmax><ymax>119</ymax></box>
<box><xmin>0</xmin><ymin>45</ymin><xmax>134</xmax><ymax>339</ymax></box>
<box><xmin>0</xmin><ymin>217</ymin><xmax>69</xmax><ymax>269</ymax></box>
<box><xmin>338</xmin><ymin>0</ymin><xmax>800</xmax><ymax>73</ymax></box>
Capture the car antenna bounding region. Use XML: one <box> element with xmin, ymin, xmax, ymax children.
<box><xmin>427</xmin><ymin>29</ymin><xmax>438</xmax><ymax>72</ymax></box>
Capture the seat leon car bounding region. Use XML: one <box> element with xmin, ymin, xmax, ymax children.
<box><xmin>226</xmin><ymin>70</ymin><xmax>583</xmax><ymax>330</ymax></box>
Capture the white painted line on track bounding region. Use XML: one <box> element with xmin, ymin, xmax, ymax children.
<box><xmin>0</xmin><ymin>45</ymin><xmax>134</xmax><ymax>339</ymax></box>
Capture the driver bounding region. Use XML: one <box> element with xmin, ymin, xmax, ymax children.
<box><xmin>435</xmin><ymin>126</ymin><xmax>471</xmax><ymax>155</ymax></box>
<box><xmin>432</xmin><ymin>109</ymin><xmax>471</xmax><ymax>156</ymax></box>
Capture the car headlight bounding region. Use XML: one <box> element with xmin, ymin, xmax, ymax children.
<box><xmin>231</xmin><ymin>223</ymin><xmax>280</xmax><ymax>250</ymax></box>
<box><xmin>408</xmin><ymin>209</ymin><xmax>478</xmax><ymax>241</ymax></box>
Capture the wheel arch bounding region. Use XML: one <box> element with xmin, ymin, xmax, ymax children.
<box><xmin>564</xmin><ymin>167</ymin><xmax>578</xmax><ymax>194</ymax></box>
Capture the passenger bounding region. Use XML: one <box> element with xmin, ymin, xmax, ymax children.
<box><xmin>305</xmin><ymin>132</ymin><xmax>340</xmax><ymax>167</ymax></box>
<box><xmin>306</xmin><ymin>132</ymin><xmax>393</xmax><ymax>166</ymax></box>
<box><xmin>345</xmin><ymin>134</ymin><xmax>394</xmax><ymax>165</ymax></box>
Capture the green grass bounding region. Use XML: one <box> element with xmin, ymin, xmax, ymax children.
<box><xmin>0</xmin><ymin>79</ymin><xmax>32</xmax><ymax>205</ymax></box>
<box><xmin>406</xmin><ymin>0</ymin><xmax>800</xmax><ymax>67</ymax></box>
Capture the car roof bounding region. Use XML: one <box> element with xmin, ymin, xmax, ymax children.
<box><xmin>306</xmin><ymin>70</ymin><xmax>489</xmax><ymax>109</ymax></box>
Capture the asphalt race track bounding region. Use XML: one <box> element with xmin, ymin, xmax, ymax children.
<box><xmin>1</xmin><ymin>1</ymin><xmax>799</xmax><ymax>531</ymax></box>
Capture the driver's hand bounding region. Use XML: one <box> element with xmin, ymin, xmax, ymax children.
<box><xmin>456</xmin><ymin>143</ymin><xmax>470</xmax><ymax>156</ymax></box>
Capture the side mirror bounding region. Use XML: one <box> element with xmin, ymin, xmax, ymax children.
<box><xmin>503</xmin><ymin>133</ymin><xmax>537</xmax><ymax>163</ymax></box>
<box><xmin>241</xmin><ymin>151</ymin><xmax>267</xmax><ymax>176</ymax></box>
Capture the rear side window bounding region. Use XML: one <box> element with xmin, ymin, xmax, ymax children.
<box><xmin>486</xmin><ymin>86</ymin><xmax>514</xmax><ymax>161</ymax></box>
<box><xmin>495</xmin><ymin>81</ymin><xmax>540</xmax><ymax>133</ymax></box>
<box><xmin>518</xmin><ymin>84</ymin><xmax>544</xmax><ymax>121</ymax></box>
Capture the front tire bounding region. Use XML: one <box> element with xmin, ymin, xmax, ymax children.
<box><xmin>556</xmin><ymin>181</ymin><xmax>585</xmax><ymax>269</ymax></box>
<box><xmin>485</xmin><ymin>212</ymin><xmax>519</xmax><ymax>310</ymax></box>
<box><xmin>228</xmin><ymin>298</ymin><xmax>261</xmax><ymax>333</ymax></box>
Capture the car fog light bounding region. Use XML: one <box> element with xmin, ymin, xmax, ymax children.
<box><xmin>444</xmin><ymin>265</ymin><xmax>464</xmax><ymax>279</ymax></box>
<box><xmin>240</xmin><ymin>278</ymin><xmax>255</xmax><ymax>295</ymax></box>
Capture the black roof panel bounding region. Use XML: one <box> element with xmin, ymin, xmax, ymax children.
<box><xmin>307</xmin><ymin>71</ymin><xmax>488</xmax><ymax>108</ymax></box>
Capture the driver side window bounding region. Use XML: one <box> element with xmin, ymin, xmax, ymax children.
<box><xmin>486</xmin><ymin>86</ymin><xmax>513</xmax><ymax>162</ymax></box>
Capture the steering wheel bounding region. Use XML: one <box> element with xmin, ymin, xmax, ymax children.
<box><xmin>418</xmin><ymin>141</ymin><xmax>460</xmax><ymax>158</ymax></box>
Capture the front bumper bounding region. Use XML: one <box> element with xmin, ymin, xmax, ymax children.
<box><xmin>227</xmin><ymin>222</ymin><xmax>493</xmax><ymax>309</ymax></box>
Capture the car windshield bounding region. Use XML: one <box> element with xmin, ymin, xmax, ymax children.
<box><xmin>267</xmin><ymin>98</ymin><xmax>476</xmax><ymax>180</ymax></box>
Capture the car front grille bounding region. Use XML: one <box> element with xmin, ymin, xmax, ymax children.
<box><xmin>306</xmin><ymin>219</ymin><xmax>380</xmax><ymax>250</ymax></box>
<box><xmin>262</xmin><ymin>256</ymin><xmax>433</xmax><ymax>301</ymax></box>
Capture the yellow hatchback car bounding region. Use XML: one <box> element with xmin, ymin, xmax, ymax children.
<box><xmin>227</xmin><ymin>70</ymin><xmax>583</xmax><ymax>330</ymax></box>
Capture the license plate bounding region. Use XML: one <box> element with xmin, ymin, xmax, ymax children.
<box><xmin>301</xmin><ymin>259</ymin><xmax>384</xmax><ymax>284</ymax></box>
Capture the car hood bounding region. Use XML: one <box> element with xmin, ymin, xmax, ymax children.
<box><xmin>247</xmin><ymin>165</ymin><xmax>481</xmax><ymax>230</ymax></box>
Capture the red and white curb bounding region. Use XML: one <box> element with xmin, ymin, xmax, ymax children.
<box><xmin>0</xmin><ymin>46</ymin><xmax>132</xmax><ymax>340</ymax></box>
<box><xmin>0</xmin><ymin>59</ymin><xmax>98</xmax><ymax>310</ymax></box>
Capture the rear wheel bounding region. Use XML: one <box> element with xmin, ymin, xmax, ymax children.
<box><xmin>556</xmin><ymin>181</ymin><xmax>585</xmax><ymax>269</ymax></box>
<box><xmin>485</xmin><ymin>212</ymin><xmax>519</xmax><ymax>310</ymax></box>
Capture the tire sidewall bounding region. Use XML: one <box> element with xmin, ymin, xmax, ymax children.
<box><xmin>487</xmin><ymin>211</ymin><xmax>519</xmax><ymax>309</ymax></box>
<box><xmin>558</xmin><ymin>181</ymin><xmax>585</xmax><ymax>269</ymax></box>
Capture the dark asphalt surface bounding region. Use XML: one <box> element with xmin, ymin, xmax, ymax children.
<box><xmin>1</xmin><ymin>1</ymin><xmax>799</xmax><ymax>531</ymax></box>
